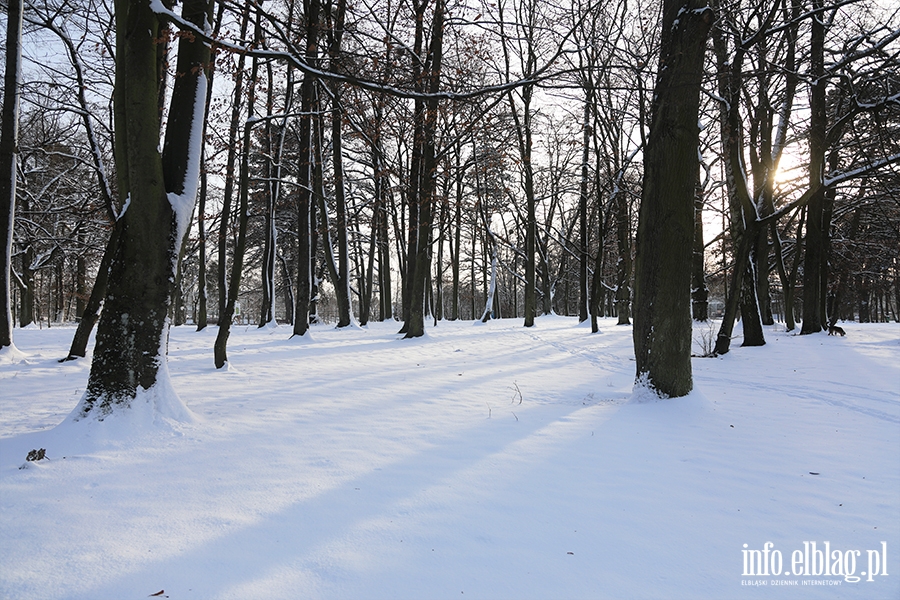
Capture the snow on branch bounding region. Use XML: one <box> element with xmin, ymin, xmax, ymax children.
<box><xmin>823</xmin><ymin>152</ymin><xmax>900</xmax><ymax>187</ymax></box>
<box><xmin>148</xmin><ymin>0</ymin><xmax>594</xmax><ymax>102</ymax></box>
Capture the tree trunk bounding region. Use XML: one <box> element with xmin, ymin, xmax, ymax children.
<box><xmin>0</xmin><ymin>0</ymin><xmax>23</xmax><ymax>350</ymax></box>
<box><xmin>81</xmin><ymin>0</ymin><xmax>210</xmax><ymax>416</ymax></box>
<box><xmin>578</xmin><ymin>93</ymin><xmax>591</xmax><ymax>322</ymax></box>
<box><xmin>451</xmin><ymin>146</ymin><xmax>463</xmax><ymax>321</ymax></box>
<box><xmin>404</xmin><ymin>0</ymin><xmax>444</xmax><ymax>338</ymax></box>
<box><xmin>590</xmin><ymin>210</ymin><xmax>606</xmax><ymax>333</ymax></box>
<box><xmin>63</xmin><ymin>222</ymin><xmax>121</xmax><ymax>361</ymax></box>
<box><xmin>259</xmin><ymin>63</ymin><xmax>278</xmax><ymax>328</ymax></box>
<box><xmin>292</xmin><ymin>0</ymin><xmax>321</xmax><ymax>337</ymax></box>
<box><xmin>328</xmin><ymin>0</ymin><xmax>353</xmax><ymax>328</ymax></box>
<box><xmin>614</xmin><ymin>184</ymin><xmax>632</xmax><ymax>325</ymax></box>
<box><xmin>523</xmin><ymin>109</ymin><xmax>537</xmax><ymax>327</ymax></box>
<box><xmin>215</xmin><ymin>9</ymin><xmax>260</xmax><ymax>368</ymax></box>
<box><xmin>218</xmin><ymin>5</ymin><xmax>251</xmax><ymax>324</ymax></box>
<box><xmin>710</xmin><ymin>4</ymin><xmax>766</xmax><ymax>353</ymax></box>
<box><xmin>195</xmin><ymin>1</ymin><xmax>225</xmax><ymax>332</ymax></box>
<box><xmin>18</xmin><ymin>242</ymin><xmax>34</xmax><ymax>328</ymax></box>
<box><xmin>399</xmin><ymin>1</ymin><xmax>430</xmax><ymax>333</ymax></box>
<box><xmin>633</xmin><ymin>0</ymin><xmax>713</xmax><ymax>397</ymax></box>
<box><xmin>196</xmin><ymin>144</ymin><xmax>209</xmax><ymax>330</ymax></box>
<box><xmin>691</xmin><ymin>178</ymin><xmax>708</xmax><ymax>320</ymax></box>
<box><xmin>376</xmin><ymin>151</ymin><xmax>392</xmax><ymax>321</ymax></box>
<box><xmin>800</xmin><ymin>0</ymin><xmax>827</xmax><ymax>335</ymax></box>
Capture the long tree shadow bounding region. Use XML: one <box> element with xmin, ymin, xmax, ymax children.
<box><xmin>67</xmin><ymin>398</ymin><xmax>623</xmax><ymax>600</ymax></box>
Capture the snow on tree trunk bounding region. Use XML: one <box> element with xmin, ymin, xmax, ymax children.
<box><xmin>77</xmin><ymin>0</ymin><xmax>210</xmax><ymax>420</ymax></box>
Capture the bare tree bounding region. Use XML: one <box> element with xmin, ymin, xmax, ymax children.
<box><xmin>633</xmin><ymin>0</ymin><xmax>714</xmax><ymax>397</ymax></box>
<box><xmin>78</xmin><ymin>0</ymin><xmax>211</xmax><ymax>417</ymax></box>
<box><xmin>1</xmin><ymin>0</ymin><xmax>23</xmax><ymax>352</ymax></box>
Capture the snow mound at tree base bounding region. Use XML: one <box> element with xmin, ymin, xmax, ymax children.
<box><xmin>56</xmin><ymin>381</ymin><xmax>197</xmax><ymax>451</ymax></box>
<box><xmin>1</xmin><ymin>384</ymin><xmax>196</xmax><ymax>474</ymax></box>
<box><xmin>0</xmin><ymin>343</ymin><xmax>27</xmax><ymax>365</ymax></box>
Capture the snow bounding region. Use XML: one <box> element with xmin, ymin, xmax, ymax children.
<box><xmin>168</xmin><ymin>70</ymin><xmax>208</xmax><ymax>258</ymax></box>
<box><xmin>0</xmin><ymin>343</ymin><xmax>26</xmax><ymax>365</ymax></box>
<box><xmin>1</xmin><ymin>317</ymin><xmax>898</xmax><ymax>599</ymax></box>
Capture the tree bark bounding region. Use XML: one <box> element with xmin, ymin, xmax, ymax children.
<box><xmin>633</xmin><ymin>0</ymin><xmax>713</xmax><ymax>397</ymax></box>
<box><xmin>215</xmin><ymin>5</ymin><xmax>263</xmax><ymax>367</ymax></box>
<box><xmin>195</xmin><ymin>0</ymin><xmax>227</xmax><ymax>332</ymax></box>
<box><xmin>404</xmin><ymin>0</ymin><xmax>444</xmax><ymax>338</ymax></box>
<box><xmin>691</xmin><ymin>177</ymin><xmax>709</xmax><ymax>321</ymax></box>
<box><xmin>328</xmin><ymin>0</ymin><xmax>353</xmax><ymax>328</ymax></box>
<box><xmin>81</xmin><ymin>0</ymin><xmax>210</xmax><ymax>416</ymax></box>
<box><xmin>578</xmin><ymin>93</ymin><xmax>591</xmax><ymax>322</ymax></box>
<box><xmin>218</xmin><ymin>5</ymin><xmax>251</xmax><ymax>325</ymax></box>
<box><xmin>259</xmin><ymin>62</ymin><xmax>278</xmax><ymax>328</ymax></box>
<box><xmin>292</xmin><ymin>0</ymin><xmax>321</xmax><ymax>337</ymax></box>
<box><xmin>614</xmin><ymin>182</ymin><xmax>632</xmax><ymax>325</ymax></box>
<box><xmin>710</xmin><ymin>3</ymin><xmax>766</xmax><ymax>353</ymax></box>
<box><xmin>399</xmin><ymin>0</ymin><xmax>430</xmax><ymax>333</ymax></box>
<box><xmin>0</xmin><ymin>0</ymin><xmax>23</xmax><ymax>350</ymax></box>
<box><xmin>800</xmin><ymin>0</ymin><xmax>827</xmax><ymax>335</ymax></box>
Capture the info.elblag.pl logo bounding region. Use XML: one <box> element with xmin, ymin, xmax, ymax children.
<box><xmin>742</xmin><ymin>541</ymin><xmax>889</xmax><ymax>585</ymax></box>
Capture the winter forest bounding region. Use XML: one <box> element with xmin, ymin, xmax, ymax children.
<box><xmin>1</xmin><ymin>0</ymin><xmax>897</xmax><ymax>385</ymax></box>
<box><xmin>1</xmin><ymin>0</ymin><xmax>899</xmax><ymax>598</ymax></box>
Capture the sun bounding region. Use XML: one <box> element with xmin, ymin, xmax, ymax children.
<box><xmin>773</xmin><ymin>150</ymin><xmax>806</xmax><ymax>188</ymax></box>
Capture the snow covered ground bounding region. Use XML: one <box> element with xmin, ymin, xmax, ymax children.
<box><xmin>1</xmin><ymin>316</ymin><xmax>898</xmax><ymax>600</ymax></box>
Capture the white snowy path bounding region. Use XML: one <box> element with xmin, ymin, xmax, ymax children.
<box><xmin>1</xmin><ymin>317</ymin><xmax>898</xmax><ymax>599</ymax></box>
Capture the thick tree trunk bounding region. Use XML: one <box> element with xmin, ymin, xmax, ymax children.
<box><xmin>83</xmin><ymin>1</ymin><xmax>172</xmax><ymax>411</ymax></box>
<box><xmin>81</xmin><ymin>0</ymin><xmax>210</xmax><ymax>416</ymax></box>
<box><xmin>633</xmin><ymin>0</ymin><xmax>713</xmax><ymax>397</ymax></box>
<box><xmin>0</xmin><ymin>0</ymin><xmax>23</xmax><ymax>350</ymax></box>
<box><xmin>739</xmin><ymin>256</ymin><xmax>766</xmax><ymax>345</ymax></box>
<box><xmin>801</xmin><ymin>0</ymin><xmax>827</xmax><ymax>335</ymax></box>
<box><xmin>328</xmin><ymin>0</ymin><xmax>353</xmax><ymax>328</ymax></box>
<box><xmin>404</xmin><ymin>0</ymin><xmax>444</xmax><ymax>338</ymax></box>
<box><xmin>292</xmin><ymin>0</ymin><xmax>321</xmax><ymax>337</ymax></box>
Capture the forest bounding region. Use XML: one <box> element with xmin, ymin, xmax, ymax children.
<box><xmin>1</xmin><ymin>0</ymin><xmax>898</xmax><ymax>401</ymax></box>
<box><xmin>2</xmin><ymin>2</ymin><xmax>899</xmax><ymax>597</ymax></box>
